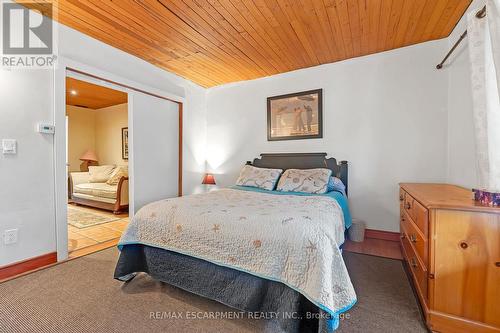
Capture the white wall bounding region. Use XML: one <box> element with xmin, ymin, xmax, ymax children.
<box><xmin>66</xmin><ymin>105</ymin><xmax>96</xmax><ymax>172</ymax></box>
<box><xmin>0</xmin><ymin>69</ymin><xmax>56</xmax><ymax>266</ymax></box>
<box><xmin>445</xmin><ymin>0</ymin><xmax>482</xmax><ymax>189</ymax></box>
<box><xmin>182</xmin><ymin>85</ymin><xmax>208</xmax><ymax>195</ymax></box>
<box><xmin>0</xmin><ymin>18</ymin><xmax>206</xmax><ymax>266</ymax></box>
<box><xmin>95</xmin><ymin>103</ymin><xmax>128</xmax><ymax>167</ymax></box>
<box><xmin>206</xmin><ymin>40</ymin><xmax>449</xmax><ymax>232</ymax></box>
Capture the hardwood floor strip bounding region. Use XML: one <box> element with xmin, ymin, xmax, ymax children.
<box><xmin>68</xmin><ymin>238</ymin><xmax>120</xmax><ymax>259</ymax></box>
<box><xmin>343</xmin><ymin>239</ymin><xmax>402</xmax><ymax>260</ymax></box>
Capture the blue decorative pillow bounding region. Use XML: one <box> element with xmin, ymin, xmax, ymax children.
<box><xmin>327</xmin><ymin>176</ymin><xmax>346</xmax><ymax>196</ymax></box>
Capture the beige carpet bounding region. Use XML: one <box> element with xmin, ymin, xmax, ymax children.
<box><xmin>67</xmin><ymin>205</ymin><xmax>121</xmax><ymax>228</ymax></box>
<box><xmin>0</xmin><ymin>249</ymin><xmax>427</xmax><ymax>333</ymax></box>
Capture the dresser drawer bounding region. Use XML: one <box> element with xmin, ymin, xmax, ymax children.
<box><xmin>402</xmin><ymin>192</ymin><xmax>428</xmax><ymax>236</ymax></box>
<box><xmin>413</xmin><ymin>200</ymin><xmax>428</xmax><ymax>236</ymax></box>
<box><xmin>401</xmin><ymin>231</ymin><xmax>428</xmax><ymax>302</ymax></box>
<box><xmin>401</xmin><ymin>211</ymin><xmax>428</xmax><ymax>267</ymax></box>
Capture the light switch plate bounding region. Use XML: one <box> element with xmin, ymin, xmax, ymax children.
<box><xmin>2</xmin><ymin>139</ymin><xmax>17</xmax><ymax>154</ymax></box>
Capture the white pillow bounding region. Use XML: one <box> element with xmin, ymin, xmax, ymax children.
<box><xmin>88</xmin><ymin>165</ymin><xmax>115</xmax><ymax>183</ymax></box>
<box><xmin>276</xmin><ymin>168</ymin><xmax>332</xmax><ymax>194</ymax></box>
<box><xmin>235</xmin><ymin>165</ymin><xmax>283</xmax><ymax>191</ymax></box>
<box><xmin>106</xmin><ymin>166</ymin><xmax>128</xmax><ymax>185</ymax></box>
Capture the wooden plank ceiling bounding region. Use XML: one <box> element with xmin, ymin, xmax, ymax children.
<box><xmin>66</xmin><ymin>77</ymin><xmax>128</xmax><ymax>109</ymax></box>
<box><xmin>26</xmin><ymin>0</ymin><xmax>471</xmax><ymax>88</ymax></box>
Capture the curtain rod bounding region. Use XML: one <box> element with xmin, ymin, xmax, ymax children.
<box><xmin>436</xmin><ymin>6</ymin><xmax>486</xmax><ymax>69</ymax></box>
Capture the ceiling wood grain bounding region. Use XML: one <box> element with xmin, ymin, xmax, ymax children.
<box><xmin>24</xmin><ymin>0</ymin><xmax>472</xmax><ymax>87</ymax></box>
<box><xmin>66</xmin><ymin>77</ymin><xmax>127</xmax><ymax>109</ymax></box>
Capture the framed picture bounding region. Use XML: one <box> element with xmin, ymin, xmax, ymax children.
<box><xmin>121</xmin><ymin>127</ymin><xmax>128</xmax><ymax>160</ymax></box>
<box><xmin>267</xmin><ymin>89</ymin><xmax>323</xmax><ymax>141</ymax></box>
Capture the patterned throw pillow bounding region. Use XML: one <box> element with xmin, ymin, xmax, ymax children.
<box><xmin>106</xmin><ymin>166</ymin><xmax>128</xmax><ymax>185</ymax></box>
<box><xmin>276</xmin><ymin>168</ymin><xmax>332</xmax><ymax>194</ymax></box>
<box><xmin>235</xmin><ymin>165</ymin><xmax>283</xmax><ymax>191</ymax></box>
<box><xmin>88</xmin><ymin>165</ymin><xmax>115</xmax><ymax>183</ymax></box>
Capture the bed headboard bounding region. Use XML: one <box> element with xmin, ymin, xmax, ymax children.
<box><xmin>247</xmin><ymin>153</ymin><xmax>348</xmax><ymax>195</ymax></box>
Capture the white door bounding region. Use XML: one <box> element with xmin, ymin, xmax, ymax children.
<box><xmin>129</xmin><ymin>92</ymin><xmax>179</xmax><ymax>214</ymax></box>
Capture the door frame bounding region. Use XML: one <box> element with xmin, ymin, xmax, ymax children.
<box><xmin>54</xmin><ymin>57</ymin><xmax>184</xmax><ymax>261</ymax></box>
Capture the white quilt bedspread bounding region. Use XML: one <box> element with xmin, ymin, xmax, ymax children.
<box><xmin>119</xmin><ymin>188</ymin><xmax>356</xmax><ymax>316</ymax></box>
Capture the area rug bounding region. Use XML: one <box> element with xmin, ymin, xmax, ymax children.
<box><xmin>67</xmin><ymin>205</ymin><xmax>120</xmax><ymax>228</ymax></box>
<box><xmin>0</xmin><ymin>249</ymin><xmax>427</xmax><ymax>333</ymax></box>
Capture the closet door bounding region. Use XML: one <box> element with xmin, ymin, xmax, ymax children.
<box><xmin>130</xmin><ymin>92</ymin><xmax>179</xmax><ymax>214</ymax></box>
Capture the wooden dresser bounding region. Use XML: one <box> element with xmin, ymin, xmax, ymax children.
<box><xmin>399</xmin><ymin>183</ymin><xmax>500</xmax><ymax>333</ymax></box>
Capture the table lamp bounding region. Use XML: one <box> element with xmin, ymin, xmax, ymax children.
<box><xmin>202</xmin><ymin>173</ymin><xmax>216</xmax><ymax>186</ymax></box>
<box><xmin>80</xmin><ymin>150</ymin><xmax>98</xmax><ymax>172</ymax></box>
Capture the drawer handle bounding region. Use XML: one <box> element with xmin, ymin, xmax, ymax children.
<box><xmin>409</xmin><ymin>234</ymin><xmax>417</xmax><ymax>243</ymax></box>
<box><xmin>410</xmin><ymin>258</ymin><xmax>418</xmax><ymax>268</ymax></box>
<box><xmin>405</xmin><ymin>202</ymin><xmax>411</xmax><ymax>209</ymax></box>
<box><xmin>399</xmin><ymin>195</ymin><xmax>404</xmax><ymax>201</ymax></box>
<box><xmin>401</xmin><ymin>217</ymin><xmax>406</xmax><ymax>222</ymax></box>
<box><xmin>495</xmin><ymin>262</ymin><xmax>500</xmax><ymax>267</ymax></box>
<box><xmin>460</xmin><ymin>241</ymin><xmax>468</xmax><ymax>249</ymax></box>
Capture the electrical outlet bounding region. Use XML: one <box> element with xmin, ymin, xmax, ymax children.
<box><xmin>3</xmin><ymin>229</ymin><xmax>18</xmax><ymax>245</ymax></box>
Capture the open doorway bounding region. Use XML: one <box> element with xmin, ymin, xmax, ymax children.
<box><xmin>53</xmin><ymin>62</ymin><xmax>183</xmax><ymax>262</ymax></box>
<box><xmin>65</xmin><ymin>77</ymin><xmax>129</xmax><ymax>258</ymax></box>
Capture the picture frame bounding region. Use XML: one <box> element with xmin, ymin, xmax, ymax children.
<box><xmin>267</xmin><ymin>89</ymin><xmax>323</xmax><ymax>141</ymax></box>
<box><xmin>121</xmin><ymin>127</ymin><xmax>128</xmax><ymax>160</ymax></box>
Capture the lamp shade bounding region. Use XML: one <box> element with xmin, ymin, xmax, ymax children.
<box><xmin>80</xmin><ymin>149</ymin><xmax>98</xmax><ymax>162</ymax></box>
<box><xmin>202</xmin><ymin>173</ymin><xmax>216</xmax><ymax>185</ymax></box>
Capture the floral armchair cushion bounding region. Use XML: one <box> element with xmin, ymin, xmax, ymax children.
<box><xmin>276</xmin><ymin>168</ymin><xmax>332</xmax><ymax>194</ymax></box>
<box><xmin>235</xmin><ymin>165</ymin><xmax>283</xmax><ymax>191</ymax></box>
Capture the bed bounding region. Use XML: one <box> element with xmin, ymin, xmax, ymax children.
<box><xmin>114</xmin><ymin>153</ymin><xmax>357</xmax><ymax>332</ymax></box>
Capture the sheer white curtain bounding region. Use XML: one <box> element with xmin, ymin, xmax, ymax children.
<box><xmin>468</xmin><ymin>0</ymin><xmax>500</xmax><ymax>191</ymax></box>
